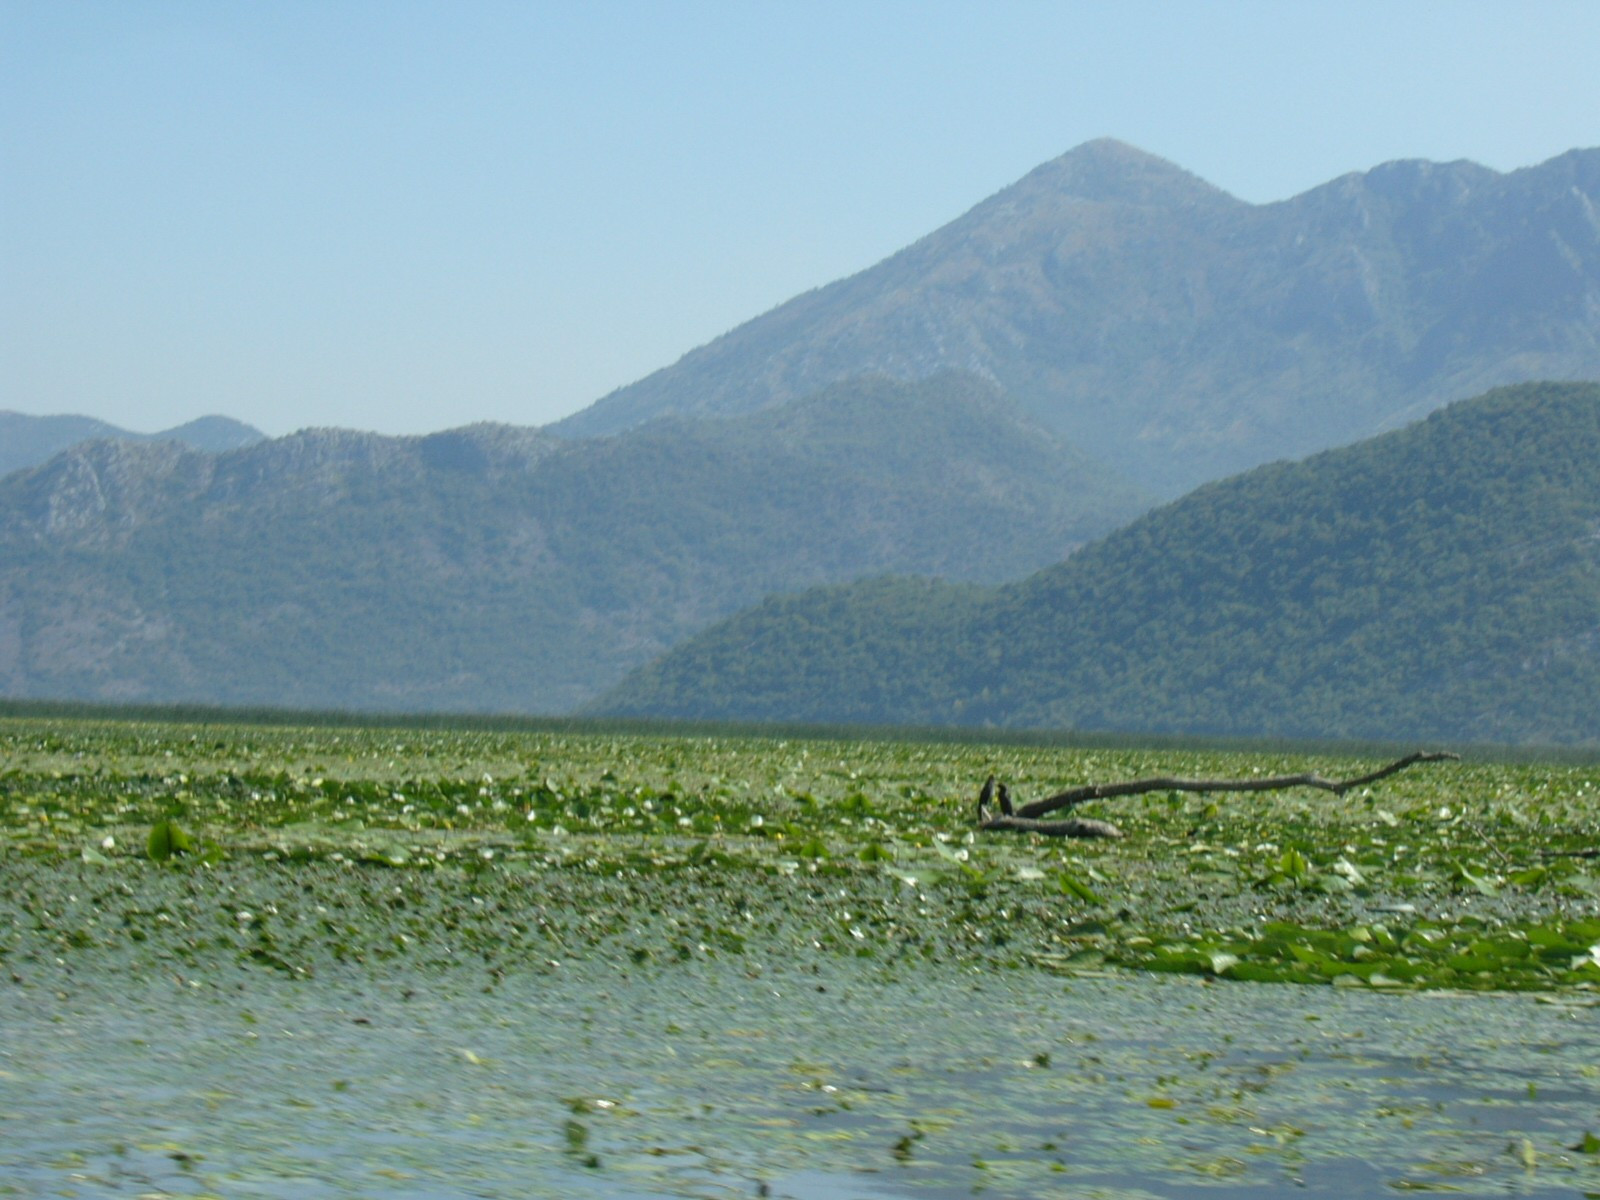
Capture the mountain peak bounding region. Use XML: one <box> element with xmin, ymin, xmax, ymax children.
<box><xmin>0</xmin><ymin>411</ymin><xmax>263</xmax><ymax>478</ymax></box>
<box><xmin>555</xmin><ymin>142</ymin><xmax>1600</xmax><ymax>492</ymax></box>
<box><xmin>159</xmin><ymin>415</ymin><xmax>265</xmax><ymax>453</ymax></box>
<box><xmin>1013</xmin><ymin>138</ymin><xmax>1237</xmax><ymax>208</ymax></box>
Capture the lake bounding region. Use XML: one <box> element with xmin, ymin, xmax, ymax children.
<box><xmin>6</xmin><ymin>956</ymin><xmax>1599</xmax><ymax>1198</ymax></box>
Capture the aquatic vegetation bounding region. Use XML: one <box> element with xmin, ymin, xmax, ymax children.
<box><xmin>1</xmin><ymin>715</ymin><xmax>1597</xmax><ymax>994</ymax></box>
<box><xmin>4</xmin><ymin>715</ymin><xmax>1600</xmax><ymax>1197</ymax></box>
<box><xmin>145</xmin><ymin>818</ymin><xmax>193</xmax><ymax>862</ymax></box>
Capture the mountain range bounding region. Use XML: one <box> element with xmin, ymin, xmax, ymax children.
<box><xmin>558</xmin><ymin>140</ymin><xmax>1600</xmax><ymax>496</ymax></box>
<box><xmin>0</xmin><ymin>374</ymin><xmax>1140</xmax><ymax>712</ymax></box>
<box><xmin>6</xmin><ymin>140</ymin><xmax>1600</xmax><ymax>738</ymax></box>
<box><xmin>591</xmin><ymin>382</ymin><xmax>1600</xmax><ymax>746</ymax></box>
<box><xmin>0</xmin><ymin>412</ymin><xmax>264</xmax><ymax>478</ymax></box>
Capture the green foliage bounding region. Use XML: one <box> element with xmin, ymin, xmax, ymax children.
<box><xmin>1055</xmin><ymin>869</ymin><xmax>1102</xmax><ymax>904</ymax></box>
<box><xmin>145</xmin><ymin>819</ymin><xmax>193</xmax><ymax>862</ymax></box>
<box><xmin>591</xmin><ymin>575</ymin><xmax>991</xmax><ymax>725</ymax></box>
<box><xmin>1126</xmin><ymin>918</ymin><xmax>1600</xmax><ymax>990</ymax></box>
<box><xmin>4</xmin><ymin>713</ymin><xmax>1600</xmax><ymax>995</ymax></box>
<box><xmin>600</xmin><ymin>383</ymin><xmax>1600</xmax><ymax>747</ymax></box>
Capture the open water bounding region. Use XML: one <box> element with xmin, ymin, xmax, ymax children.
<box><xmin>4</xmin><ymin>959</ymin><xmax>1599</xmax><ymax>1198</ymax></box>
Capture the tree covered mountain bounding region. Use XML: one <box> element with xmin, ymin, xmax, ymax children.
<box><xmin>591</xmin><ymin>382</ymin><xmax>1600</xmax><ymax>746</ymax></box>
<box><xmin>0</xmin><ymin>412</ymin><xmax>264</xmax><ymax>478</ymax></box>
<box><xmin>556</xmin><ymin>141</ymin><xmax>1600</xmax><ymax>496</ymax></box>
<box><xmin>0</xmin><ymin>373</ymin><xmax>1145</xmax><ymax>713</ymax></box>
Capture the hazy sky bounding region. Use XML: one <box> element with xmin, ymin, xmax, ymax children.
<box><xmin>4</xmin><ymin>1</ymin><xmax>1598</xmax><ymax>438</ymax></box>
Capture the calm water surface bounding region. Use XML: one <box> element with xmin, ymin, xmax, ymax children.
<box><xmin>4</xmin><ymin>959</ymin><xmax>1599</xmax><ymax>1198</ymax></box>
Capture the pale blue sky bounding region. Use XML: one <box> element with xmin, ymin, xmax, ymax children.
<box><xmin>4</xmin><ymin>1</ymin><xmax>1598</xmax><ymax>437</ymax></box>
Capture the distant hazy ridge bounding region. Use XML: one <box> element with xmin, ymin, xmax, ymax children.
<box><xmin>0</xmin><ymin>376</ymin><xmax>1142</xmax><ymax>713</ymax></box>
<box><xmin>559</xmin><ymin>141</ymin><xmax>1600</xmax><ymax>496</ymax></box>
<box><xmin>0</xmin><ymin>412</ymin><xmax>264</xmax><ymax>478</ymax></box>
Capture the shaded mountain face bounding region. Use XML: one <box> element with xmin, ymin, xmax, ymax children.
<box><xmin>555</xmin><ymin>141</ymin><xmax>1600</xmax><ymax>496</ymax></box>
<box><xmin>0</xmin><ymin>411</ymin><xmax>265</xmax><ymax>478</ymax></box>
<box><xmin>591</xmin><ymin>382</ymin><xmax>1600</xmax><ymax>747</ymax></box>
<box><xmin>0</xmin><ymin>374</ymin><xmax>1147</xmax><ymax>714</ymax></box>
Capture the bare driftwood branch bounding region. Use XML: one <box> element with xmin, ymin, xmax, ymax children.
<box><xmin>978</xmin><ymin>813</ymin><xmax>1126</xmax><ymax>839</ymax></box>
<box><xmin>976</xmin><ymin>774</ymin><xmax>1124</xmax><ymax>838</ymax></box>
<box><xmin>974</xmin><ymin>751</ymin><xmax>1460</xmax><ymax>841</ymax></box>
<box><xmin>1016</xmin><ymin>751</ymin><xmax>1459</xmax><ymax>820</ymax></box>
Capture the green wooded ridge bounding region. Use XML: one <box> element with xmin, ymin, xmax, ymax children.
<box><xmin>593</xmin><ymin>382</ymin><xmax>1600</xmax><ymax>746</ymax></box>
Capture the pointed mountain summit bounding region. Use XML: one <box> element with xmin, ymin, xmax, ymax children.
<box><xmin>556</xmin><ymin>143</ymin><xmax>1600</xmax><ymax>496</ymax></box>
<box><xmin>998</xmin><ymin>137</ymin><xmax>1237</xmax><ymax>207</ymax></box>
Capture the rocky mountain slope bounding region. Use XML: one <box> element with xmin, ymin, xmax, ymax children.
<box><xmin>0</xmin><ymin>374</ymin><xmax>1145</xmax><ymax>713</ymax></box>
<box><xmin>557</xmin><ymin>141</ymin><xmax>1600</xmax><ymax>496</ymax></box>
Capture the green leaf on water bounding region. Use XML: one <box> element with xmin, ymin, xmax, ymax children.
<box><xmin>1056</xmin><ymin>870</ymin><xmax>1103</xmax><ymax>904</ymax></box>
<box><xmin>1277</xmin><ymin>848</ymin><xmax>1310</xmax><ymax>880</ymax></box>
<box><xmin>147</xmin><ymin>820</ymin><xmax>193</xmax><ymax>862</ymax></box>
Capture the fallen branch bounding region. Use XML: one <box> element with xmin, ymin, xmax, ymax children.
<box><xmin>973</xmin><ymin>776</ymin><xmax>1123</xmax><ymax>838</ymax></box>
<box><xmin>1016</xmin><ymin>750</ymin><xmax>1460</xmax><ymax>820</ymax></box>
<box><xmin>975</xmin><ymin>751</ymin><xmax>1460</xmax><ymax>840</ymax></box>
<box><xmin>978</xmin><ymin>812</ymin><xmax>1126</xmax><ymax>839</ymax></box>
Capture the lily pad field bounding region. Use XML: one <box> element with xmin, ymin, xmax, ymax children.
<box><xmin>3</xmin><ymin>713</ymin><xmax>1600</xmax><ymax>1197</ymax></box>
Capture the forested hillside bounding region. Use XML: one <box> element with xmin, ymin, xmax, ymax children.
<box><xmin>592</xmin><ymin>382</ymin><xmax>1600</xmax><ymax>746</ymax></box>
<box><xmin>0</xmin><ymin>374</ymin><xmax>1143</xmax><ymax>713</ymax></box>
